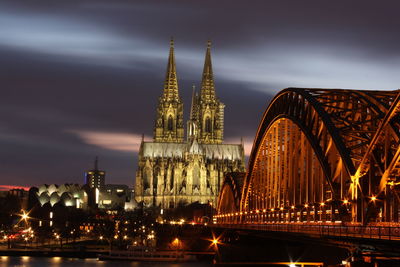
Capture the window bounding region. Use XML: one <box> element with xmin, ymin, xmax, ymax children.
<box><xmin>167</xmin><ymin>115</ymin><xmax>173</xmax><ymax>131</ymax></box>
<box><xmin>205</xmin><ymin>117</ymin><xmax>212</xmax><ymax>133</ymax></box>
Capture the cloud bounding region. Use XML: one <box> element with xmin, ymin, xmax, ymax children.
<box><xmin>0</xmin><ymin>9</ymin><xmax>166</xmax><ymax>69</ymax></box>
<box><xmin>69</xmin><ymin>130</ymin><xmax>147</xmax><ymax>152</ymax></box>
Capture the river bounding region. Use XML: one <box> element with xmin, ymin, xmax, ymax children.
<box><xmin>0</xmin><ymin>256</ymin><xmax>213</xmax><ymax>267</ymax></box>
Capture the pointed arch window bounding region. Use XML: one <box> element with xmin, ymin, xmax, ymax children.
<box><xmin>205</xmin><ymin>117</ymin><xmax>212</xmax><ymax>133</ymax></box>
<box><xmin>167</xmin><ymin>115</ymin><xmax>173</xmax><ymax>131</ymax></box>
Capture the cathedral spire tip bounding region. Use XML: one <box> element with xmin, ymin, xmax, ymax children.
<box><xmin>170</xmin><ymin>37</ymin><xmax>174</xmax><ymax>48</ymax></box>
<box><xmin>94</xmin><ymin>156</ymin><xmax>98</xmax><ymax>170</ymax></box>
<box><xmin>207</xmin><ymin>39</ymin><xmax>211</xmax><ymax>48</ymax></box>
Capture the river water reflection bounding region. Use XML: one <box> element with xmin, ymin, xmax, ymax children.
<box><xmin>0</xmin><ymin>256</ymin><xmax>213</xmax><ymax>267</ymax></box>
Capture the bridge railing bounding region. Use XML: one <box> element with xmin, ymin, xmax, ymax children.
<box><xmin>216</xmin><ymin>222</ymin><xmax>400</xmax><ymax>241</ymax></box>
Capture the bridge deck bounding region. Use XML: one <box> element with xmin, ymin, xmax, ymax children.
<box><xmin>216</xmin><ymin>223</ymin><xmax>400</xmax><ymax>241</ymax></box>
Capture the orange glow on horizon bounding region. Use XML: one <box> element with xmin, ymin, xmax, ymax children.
<box><xmin>0</xmin><ymin>185</ymin><xmax>30</xmax><ymax>191</ymax></box>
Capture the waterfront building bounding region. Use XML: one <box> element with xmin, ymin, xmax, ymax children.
<box><xmin>134</xmin><ymin>40</ymin><xmax>245</xmax><ymax>208</ymax></box>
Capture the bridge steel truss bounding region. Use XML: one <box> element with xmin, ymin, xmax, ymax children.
<box><xmin>216</xmin><ymin>88</ymin><xmax>400</xmax><ymax>225</ymax></box>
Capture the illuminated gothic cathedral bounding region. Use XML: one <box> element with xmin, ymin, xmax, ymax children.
<box><xmin>134</xmin><ymin>40</ymin><xmax>245</xmax><ymax>208</ymax></box>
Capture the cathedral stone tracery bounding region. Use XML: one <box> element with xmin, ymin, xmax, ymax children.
<box><xmin>135</xmin><ymin>39</ymin><xmax>245</xmax><ymax>208</ymax></box>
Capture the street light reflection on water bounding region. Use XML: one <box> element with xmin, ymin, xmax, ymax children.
<box><xmin>0</xmin><ymin>257</ymin><xmax>213</xmax><ymax>266</ymax></box>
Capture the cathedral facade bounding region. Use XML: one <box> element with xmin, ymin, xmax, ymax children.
<box><xmin>134</xmin><ymin>40</ymin><xmax>245</xmax><ymax>208</ymax></box>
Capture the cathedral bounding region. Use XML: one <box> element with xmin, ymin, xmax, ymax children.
<box><xmin>134</xmin><ymin>40</ymin><xmax>245</xmax><ymax>208</ymax></box>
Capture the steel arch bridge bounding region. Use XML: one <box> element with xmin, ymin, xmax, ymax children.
<box><xmin>216</xmin><ymin>88</ymin><xmax>400</xmax><ymax>228</ymax></box>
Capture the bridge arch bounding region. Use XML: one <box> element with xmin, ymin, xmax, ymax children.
<box><xmin>217</xmin><ymin>88</ymin><xmax>400</xmax><ymax>224</ymax></box>
<box><xmin>217</xmin><ymin>172</ymin><xmax>245</xmax><ymax>221</ymax></box>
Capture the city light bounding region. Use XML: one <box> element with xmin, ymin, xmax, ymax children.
<box><xmin>21</xmin><ymin>213</ymin><xmax>28</xmax><ymax>220</ymax></box>
<box><xmin>371</xmin><ymin>196</ymin><xmax>377</xmax><ymax>201</ymax></box>
<box><xmin>343</xmin><ymin>199</ymin><xmax>349</xmax><ymax>204</ymax></box>
<box><xmin>212</xmin><ymin>239</ymin><xmax>218</xmax><ymax>245</ymax></box>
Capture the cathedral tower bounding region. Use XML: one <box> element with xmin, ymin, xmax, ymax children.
<box><xmin>154</xmin><ymin>38</ymin><xmax>184</xmax><ymax>142</ymax></box>
<box><xmin>136</xmin><ymin>40</ymin><xmax>244</xmax><ymax>209</ymax></box>
<box><xmin>197</xmin><ymin>41</ymin><xmax>225</xmax><ymax>144</ymax></box>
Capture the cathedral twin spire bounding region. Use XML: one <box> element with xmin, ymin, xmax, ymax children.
<box><xmin>154</xmin><ymin>39</ymin><xmax>224</xmax><ymax>144</ymax></box>
<box><xmin>162</xmin><ymin>39</ymin><xmax>179</xmax><ymax>102</ymax></box>
<box><xmin>200</xmin><ymin>40</ymin><xmax>216</xmax><ymax>102</ymax></box>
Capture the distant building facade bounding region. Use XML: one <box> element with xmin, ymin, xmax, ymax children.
<box><xmin>32</xmin><ymin>159</ymin><xmax>137</xmax><ymax>210</ymax></box>
<box><xmin>85</xmin><ymin>157</ymin><xmax>105</xmax><ymax>189</ymax></box>
<box><xmin>135</xmin><ymin>40</ymin><xmax>245</xmax><ymax>208</ymax></box>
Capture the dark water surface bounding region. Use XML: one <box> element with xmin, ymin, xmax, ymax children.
<box><xmin>0</xmin><ymin>256</ymin><xmax>213</xmax><ymax>267</ymax></box>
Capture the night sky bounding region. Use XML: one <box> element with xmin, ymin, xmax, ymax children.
<box><xmin>2</xmin><ymin>1</ymin><xmax>400</xmax><ymax>188</ymax></box>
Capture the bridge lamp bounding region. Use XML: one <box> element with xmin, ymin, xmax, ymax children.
<box><xmin>371</xmin><ymin>196</ymin><xmax>377</xmax><ymax>201</ymax></box>
<box><xmin>280</xmin><ymin>207</ymin><xmax>284</xmax><ymax>211</ymax></box>
<box><xmin>343</xmin><ymin>199</ymin><xmax>349</xmax><ymax>205</ymax></box>
<box><xmin>304</xmin><ymin>204</ymin><xmax>309</xmax><ymax>208</ymax></box>
<box><xmin>320</xmin><ymin>202</ymin><xmax>325</xmax><ymax>207</ymax></box>
<box><xmin>291</xmin><ymin>206</ymin><xmax>295</xmax><ymax>209</ymax></box>
<box><xmin>271</xmin><ymin>208</ymin><xmax>275</xmax><ymax>212</ymax></box>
